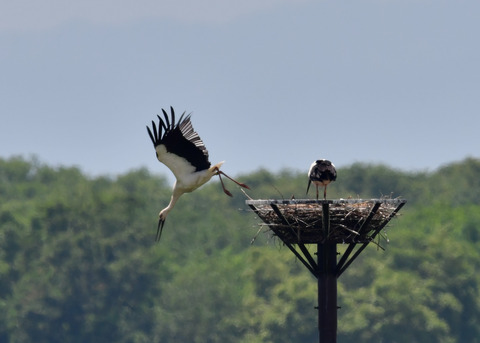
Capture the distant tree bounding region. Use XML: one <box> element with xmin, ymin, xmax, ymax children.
<box><xmin>1</xmin><ymin>156</ymin><xmax>479</xmax><ymax>342</ymax></box>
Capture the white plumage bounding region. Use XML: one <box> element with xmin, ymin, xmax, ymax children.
<box><xmin>306</xmin><ymin>159</ymin><xmax>337</xmax><ymax>200</ymax></box>
<box><xmin>147</xmin><ymin>107</ymin><xmax>249</xmax><ymax>241</ymax></box>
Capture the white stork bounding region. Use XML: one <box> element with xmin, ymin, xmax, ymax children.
<box><xmin>306</xmin><ymin>159</ymin><xmax>337</xmax><ymax>200</ymax></box>
<box><xmin>146</xmin><ymin>107</ymin><xmax>250</xmax><ymax>241</ymax></box>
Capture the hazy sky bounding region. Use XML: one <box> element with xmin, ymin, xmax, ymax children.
<box><xmin>1</xmin><ymin>0</ymin><xmax>479</xmax><ymax>179</ymax></box>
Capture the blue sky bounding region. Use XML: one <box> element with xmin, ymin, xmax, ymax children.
<box><xmin>1</xmin><ymin>0</ymin><xmax>479</xmax><ymax>179</ymax></box>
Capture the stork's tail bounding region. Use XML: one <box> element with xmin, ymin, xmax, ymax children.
<box><xmin>209</xmin><ymin>161</ymin><xmax>225</xmax><ymax>173</ymax></box>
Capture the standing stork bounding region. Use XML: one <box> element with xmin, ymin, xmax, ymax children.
<box><xmin>306</xmin><ymin>159</ymin><xmax>337</xmax><ymax>200</ymax></box>
<box><xmin>146</xmin><ymin>107</ymin><xmax>250</xmax><ymax>241</ymax></box>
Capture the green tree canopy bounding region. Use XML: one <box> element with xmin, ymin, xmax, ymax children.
<box><xmin>0</xmin><ymin>156</ymin><xmax>479</xmax><ymax>342</ymax></box>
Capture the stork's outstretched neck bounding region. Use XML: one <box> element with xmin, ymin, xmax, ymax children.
<box><xmin>156</xmin><ymin>192</ymin><xmax>179</xmax><ymax>242</ymax></box>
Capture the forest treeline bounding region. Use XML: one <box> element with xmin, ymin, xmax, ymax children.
<box><xmin>0</xmin><ymin>156</ymin><xmax>479</xmax><ymax>342</ymax></box>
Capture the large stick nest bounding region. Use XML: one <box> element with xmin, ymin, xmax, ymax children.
<box><xmin>246</xmin><ymin>199</ymin><xmax>405</xmax><ymax>244</ymax></box>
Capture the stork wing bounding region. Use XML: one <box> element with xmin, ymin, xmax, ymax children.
<box><xmin>146</xmin><ymin>107</ymin><xmax>211</xmax><ymax>179</ymax></box>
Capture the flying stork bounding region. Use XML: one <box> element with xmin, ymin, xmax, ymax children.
<box><xmin>146</xmin><ymin>107</ymin><xmax>250</xmax><ymax>241</ymax></box>
<box><xmin>306</xmin><ymin>159</ymin><xmax>337</xmax><ymax>200</ymax></box>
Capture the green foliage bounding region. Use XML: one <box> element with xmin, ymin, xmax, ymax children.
<box><xmin>0</xmin><ymin>156</ymin><xmax>479</xmax><ymax>342</ymax></box>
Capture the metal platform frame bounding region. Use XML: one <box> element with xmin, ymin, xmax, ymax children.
<box><xmin>246</xmin><ymin>199</ymin><xmax>406</xmax><ymax>343</ymax></box>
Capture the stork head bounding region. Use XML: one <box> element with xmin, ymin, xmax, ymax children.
<box><xmin>156</xmin><ymin>209</ymin><xmax>170</xmax><ymax>242</ymax></box>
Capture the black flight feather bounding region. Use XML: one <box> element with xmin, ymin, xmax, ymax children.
<box><xmin>147</xmin><ymin>107</ymin><xmax>211</xmax><ymax>172</ymax></box>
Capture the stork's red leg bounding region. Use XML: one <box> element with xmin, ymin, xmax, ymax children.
<box><xmin>217</xmin><ymin>170</ymin><xmax>250</xmax><ymax>189</ymax></box>
<box><xmin>214</xmin><ymin>168</ymin><xmax>233</xmax><ymax>197</ymax></box>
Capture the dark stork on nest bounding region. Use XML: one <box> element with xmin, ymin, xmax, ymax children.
<box><xmin>146</xmin><ymin>107</ymin><xmax>250</xmax><ymax>241</ymax></box>
<box><xmin>306</xmin><ymin>159</ymin><xmax>337</xmax><ymax>200</ymax></box>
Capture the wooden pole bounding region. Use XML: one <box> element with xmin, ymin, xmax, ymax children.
<box><xmin>317</xmin><ymin>203</ymin><xmax>337</xmax><ymax>343</ymax></box>
<box><xmin>317</xmin><ymin>243</ymin><xmax>337</xmax><ymax>343</ymax></box>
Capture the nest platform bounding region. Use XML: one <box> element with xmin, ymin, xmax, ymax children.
<box><xmin>246</xmin><ymin>198</ymin><xmax>407</xmax><ymax>343</ymax></box>
<box><xmin>246</xmin><ymin>198</ymin><xmax>406</xmax><ymax>244</ymax></box>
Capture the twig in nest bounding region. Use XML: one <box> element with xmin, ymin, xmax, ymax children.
<box><xmin>241</xmin><ymin>188</ymin><xmax>253</xmax><ymax>200</ymax></box>
<box><xmin>250</xmin><ymin>225</ymin><xmax>264</xmax><ymax>245</ymax></box>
